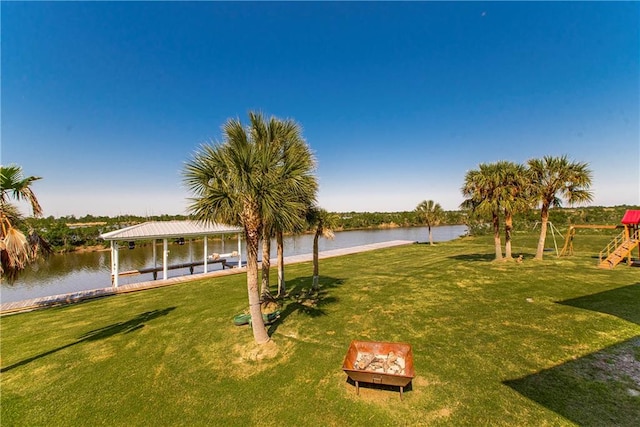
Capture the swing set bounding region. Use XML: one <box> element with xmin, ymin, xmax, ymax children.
<box><xmin>530</xmin><ymin>222</ymin><xmax>621</xmax><ymax>258</ymax></box>
<box><xmin>531</xmin><ymin>221</ymin><xmax>566</xmax><ymax>257</ymax></box>
<box><xmin>530</xmin><ymin>210</ymin><xmax>640</xmax><ymax>269</ymax></box>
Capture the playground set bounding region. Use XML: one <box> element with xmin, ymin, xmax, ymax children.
<box><xmin>558</xmin><ymin>209</ymin><xmax>640</xmax><ymax>269</ymax></box>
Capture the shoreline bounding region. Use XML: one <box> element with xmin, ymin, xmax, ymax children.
<box><xmin>56</xmin><ymin>223</ymin><xmax>468</xmax><ymax>254</ymax></box>
<box><xmin>1</xmin><ymin>240</ymin><xmax>415</xmax><ymax>315</ymax></box>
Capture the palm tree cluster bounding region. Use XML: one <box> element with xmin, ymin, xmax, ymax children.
<box><xmin>183</xmin><ymin>112</ymin><xmax>319</xmax><ymax>343</ymax></box>
<box><xmin>1</xmin><ymin>164</ymin><xmax>51</xmax><ymax>281</ymax></box>
<box><xmin>461</xmin><ymin>155</ymin><xmax>593</xmax><ymax>261</ymax></box>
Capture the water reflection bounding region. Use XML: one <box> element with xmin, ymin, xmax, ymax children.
<box><xmin>1</xmin><ymin>225</ymin><xmax>466</xmax><ymax>303</ymax></box>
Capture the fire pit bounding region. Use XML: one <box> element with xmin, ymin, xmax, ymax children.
<box><xmin>342</xmin><ymin>340</ymin><xmax>415</xmax><ymax>399</ymax></box>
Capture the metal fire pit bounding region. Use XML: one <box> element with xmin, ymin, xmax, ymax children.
<box><xmin>342</xmin><ymin>340</ymin><xmax>415</xmax><ymax>399</ymax></box>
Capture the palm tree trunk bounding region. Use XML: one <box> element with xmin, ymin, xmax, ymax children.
<box><xmin>312</xmin><ymin>230</ymin><xmax>320</xmax><ymax>290</ymax></box>
<box><xmin>428</xmin><ymin>224</ymin><xmax>434</xmax><ymax>245</ymax></box>
<box><xmin>246</xmin><ymin>225</ymin><xmax>269</xmax><ymax>344</ymax></box>
<box><xmin>492</xmin><ymin>212</ymin><xmax>503</xmax><ymax>261</ymax></box>
<box><xmin>535</xmin><ymin>206</ymin><xmax>549</xmax><ymax>260</ymax></box>
<box><xmin>504</xmin><ymin>211</ymin><xmax>513</xmax><ymax>260</ymax></box>
<box><xmin>261</xmin><ymin>232</ymin><xmax>271</xmax><ymax>298</ymax></box>
<box><xmin>276</xmin><ymin>230</ymin><xmax>285</xmax><ymax>297</ymax></box>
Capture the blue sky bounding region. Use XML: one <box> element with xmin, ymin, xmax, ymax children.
<box><xmin>2</xmin><ymin>1</ymin><xmax>638</xmax><ymax>217</ymax></box>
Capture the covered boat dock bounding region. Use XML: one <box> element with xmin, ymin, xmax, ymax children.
<box><xmin>100</xmin><ymin>220</ymin><xmax>243</xmax><ymax>287</ymax></box>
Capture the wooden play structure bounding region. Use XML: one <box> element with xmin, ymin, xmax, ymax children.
<box><xmin>597</xmin><ymin>210</ymin><xmax>640</xmax><ymax>269</ymax></box>
<box><xmin>559</xmin><ymin>224</ymin><xmax>621</xmax><ymax>257</ymax></box>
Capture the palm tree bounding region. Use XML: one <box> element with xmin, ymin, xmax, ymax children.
<box><xmin>183</xmin><ymin>112</ymin><xmax>317</xmax><ymax>344</ymax></box>
<box><xmin>275</xmin><ymin>229</ymin><xmax>286</xmax><ymax>297</ymax></box>
<box><xmin>495</xmin><ymin>161</ymin><xmax>531</xmax><ymax>259</ymax></box>
<box><xmin>1</xmin><ymin>165</ymin><xmax>43</xmax><ymax>217</ymax></box>
<box><xmin>276</xmin><ymin>217</ymin><xmax>308</xmax><ymax>298</ymax></box>
<box><xmin>527</xmin><ymin>155</ymin><xmax>593</xmax><ymax>260</ymax></box>
<box><xmin>307</xmin><ymin>207</ymin><xmax>338</xmax><ymax>291</ymax></box>
<box><xmin>260</xmin><ymin>225</ymin><xmax>274</xmax><ymax>299</ymax></box>
<box><xmin>259</xmin><ymin>118</ymin><xmax>317</xmax><ymax>299</ymax></box>
<box><xmin>415</xmin><ymin>200</ymin><xmax>443</xmax><ymax>245</ymax></box>
<box><xmin>461</xmin><ymin>163</ymin><xmax>504</xmax><ymax>261</ymax></box>
<box><xmin>1</xmin><ymin>164</ymin><xmax>49</xmax><ymax>280</ymax></box>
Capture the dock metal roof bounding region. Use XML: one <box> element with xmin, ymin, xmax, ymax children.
<box><xmin>100</xmin><ymin>220</ymin><xmax>243</xmax><ymax>241</ymax></box>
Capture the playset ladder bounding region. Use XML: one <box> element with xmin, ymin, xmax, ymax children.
<box><xmin>598</xmin><ymin>229</ymin><xmax>639</xmax><ymax>269</ymax></box>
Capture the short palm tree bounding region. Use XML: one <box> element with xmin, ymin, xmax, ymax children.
<box><xmin>183</xmin><ymin>112</ymin><xmax>317</xmax><ymax>343</ymax></box>
<box><xmin>1</xmin><ymin>164</ymin><xmax>49</xmax><ymax>280</ymax></box>
<box><xmin>495</xmin><ymin>161</ymin><xmax>531</xmax><ymax>259</ymax></box>
<box><xmin>261</xmin><ymin>225</ymin><xmax>274</xmax><ymax>299</ymax></box>
<box><xmin>415</xmin><ymin>200</ymin><xmax>443</xmax><ymax>245</ymax></box>
<box><xmin>275</xmin><ymin>229</ymin><xmax>286</xmax><ymax>297</ymax></box>
<box><xmin>461</xmin><ymin>163</ymin><xmax>504</xmax><ymax>261</ymax></box>
<box><xmin>306</xmin><ymin>207</ymin><xmax>338</xmax><ymax>291</ymax></box>
<box><xmin>527</xmin><ymin>155</ymin><xmax>593</xmax><ymax>260</ymax></box>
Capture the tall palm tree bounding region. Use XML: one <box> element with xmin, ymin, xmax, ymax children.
<box><xmin>527</xmin><ymin>155</ymin><xmax>593</xmax><ymax>260</ymax></box>
<box><xmin>495</xmin><ymin>161</ymin><xmax>531</xmax><ymax>259</ymax></box>
<box><xmin>183</xmin><ymin>112</ymin><xmax>317</xmax><ymax>344</ymax></box>
<box><xmin>259</xmin><ymin>118</ymin><xmax>317</xmax><ymax>298</ymax></box>
<box><xmin>461</xmin><ymin>163</ymin><xmax>504</xmax><ymax>261</ymax></box>
<box><xmin>1</xmin><ymin>164</ymin><xmax>48</xmax><ymax>280</ymax></box>
<box><xmin>307</xmin><ymin>207</ymin><xmax>338</xmax><ymax>291</ymax></box>
<box><xmin>415</xmin><ymin>200</ymin><xmax>443</xmax><ymax>245</ymax></box>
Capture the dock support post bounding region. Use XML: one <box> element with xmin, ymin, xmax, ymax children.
<box><xmin>111</xmin><ymin>241</ymin><xmax>120</xmax><ymax>287</ymax></box>
<box><xmin>163</xmin><ymin>238</ymin><xmax>168</xmax><ymax>280</ymax></box>
<box><xmin>153</xmin><ymin>239</ymin><xmax>157</xmax><ymax>272</ymax></box>
<box><xmin>203</xmin><ymin>236</ymin><xmax>208</xmax><ymax>274</ymax></box>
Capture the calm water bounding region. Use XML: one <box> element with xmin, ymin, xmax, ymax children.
<box><xmin>1</xmin><ymin>225</ymin><xmax>466</xmax><ymax>303</ymax></box>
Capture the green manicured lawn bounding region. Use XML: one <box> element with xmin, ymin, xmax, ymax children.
<box><xmin>2</xmin><ymin>232</ymin><xmax>639</xmax><ymax>426</ymax></box>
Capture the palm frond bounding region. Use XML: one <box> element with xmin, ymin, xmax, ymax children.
<box><xmin>0</xmin><ymin>164</ymin><xmax>43</xmax><ymax>217</ymax></box>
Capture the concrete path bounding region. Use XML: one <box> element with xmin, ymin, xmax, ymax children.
<box><xmin>1</xmin><ymin>240</ymin><xmax>414</xmax><ymax>315</ymax></box>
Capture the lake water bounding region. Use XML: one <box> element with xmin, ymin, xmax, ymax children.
<box><xmin>1</xmin><ymin>225</ymin><xmax>466</xmax><ymax>303</ymax></box>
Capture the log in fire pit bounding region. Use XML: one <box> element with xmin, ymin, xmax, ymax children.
<box><xmin>342</xmin><ymin>340</ymin><xmax>415</xmax><ymax>399</ymax></box>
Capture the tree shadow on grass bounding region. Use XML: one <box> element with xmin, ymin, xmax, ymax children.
<box><xmin>449</xmin><ymin>253</ymin><xmax>503</xmax><ymax>262</ymax></box>
<box><xmin>449</xmin><ymin>252</ymin><xmax>538</xmax><ymax>262</ymax></box>
<box><xmin>557</xmin><ymin>283</ymin><xmax>640</xmax><ymax>325</ymax></box>
<box><xmin>1</xmin><ymin>307</ymin><xmax>176</xmax><ymax>373</ymax></box>
<box><xmin>267</xmin><ymin>276</ymin><xmax>344</xmax><ymax>335</ymax></box>
<box><xmin>504</xmin><ymin>336</ymin><xmax>640</xmax><ymax>427</ymax></box>
<box><xmin>504</xmin><ymin>283</ymin><xmax>640</xmax><ymax>426</ymax></box>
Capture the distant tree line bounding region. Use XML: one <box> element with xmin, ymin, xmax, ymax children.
<box><xmin>332</xmin><ymin>210</ymin><xmax>465</xmax><ymax>230</ymax></box>
<box><xmin>22</xmin><ymin>210</ymin><xmax>462</xmax><ymax>252</ymax></box>
<box><xmin>19</xmin><ymin>205</ymin><xmax>636</xmax><ymax>254</ymax></box>
<box><xmin>23</xmin><ymin>214</ymin><xmax>188</xmax><ymax>252</ymax></box>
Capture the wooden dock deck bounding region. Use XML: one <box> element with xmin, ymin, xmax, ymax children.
<box><xmin>119</xmin><ymin>258</ymin><xmax>230</xmax><ymax>279</ymax></box>
<box><xmin>1</xmin><ymin>240</ymin><xmax>414</xmax><ymax>315</ymax></box>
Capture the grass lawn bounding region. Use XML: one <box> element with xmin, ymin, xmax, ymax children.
<box><xmin>1</xmin><ymin>231</ymin><xmax>639</xmax><ymax>426</ymax></box>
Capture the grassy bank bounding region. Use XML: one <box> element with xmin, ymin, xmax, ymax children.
<box><xmin>1</xmin><ymin>232</ymin><xmax>638</xmax><ymax>426</ymax></box>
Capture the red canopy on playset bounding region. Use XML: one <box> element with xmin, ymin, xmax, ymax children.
<box><xmin>621</xmin><ymin>210</ymin><xmax>640</xmax><ymax>225</ymax></box>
